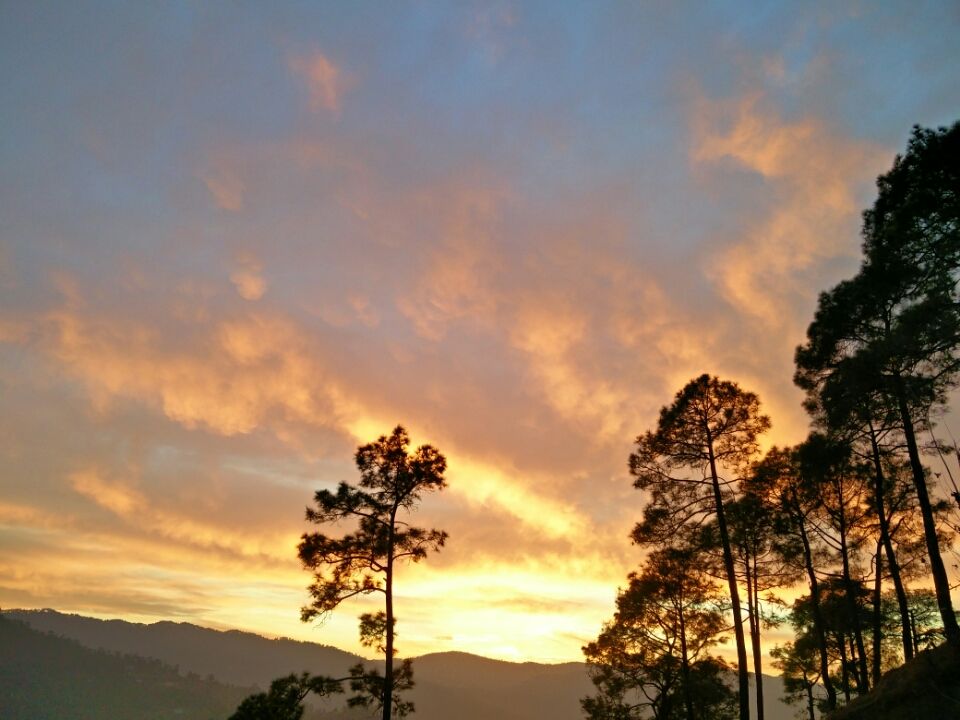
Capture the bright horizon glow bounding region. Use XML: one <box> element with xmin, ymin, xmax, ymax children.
<box><xmin>1</xmin><ymin>1</ymin><xmax>959</xmax><ymax>670</ymax></box>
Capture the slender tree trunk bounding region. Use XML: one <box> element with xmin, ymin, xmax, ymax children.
<box><xmin>804</xmin><ymin>674</ymin><xmax>816</xmax><ymax>720</ymax></box>
<box><xmin>894</xmin><ymin>380</ymin><xmax>960</xmax><ymax>646</ymax></box>
<box><xmin>383</xmin><ymin>510</ymin><xmax>396</xmax><ymax>720</ymax></box>
<box><xmin>799</xmin><ymin>517</ymin><xmax>837</xmax><ymax>709</ymax></box>
<box><xmin>658</xmin><ymin>691</ymin><xmax>673</xmax><ymax>720</ymax></box>
<box><xmin>867</xmin><ymin>422</ymin><xmax>913</xmax><ymax>661</ymax></box>
<box><xmin>837</xmin><ymin>505</ymin><xmax>870</xmax><ymax>693</ymax></box>
<box><xmin>748</xmin><ymin>553</ymin><xmax>765</xmax><ymax>720</ymax></box>
<box><xmin>707</xmin><ymin>435</ymin><xmax>750</xmax><ymax>720</ymax></box>
<box><xmin>839</xmin><ymin>631</ymin><xmax>851</xmax><ymax>703</ymax></box>
<box><xmin>848</xmin><ymin>635</ymin><xmax>860</xmax><ymax>693</ymax></box>
<box><xmin>678</xmin><ymin>604</ymin><xmax>694</xmax><ymax>720</ymax></box>
<box><xmin>871</xmin><ymin>542</ymin><xmax>883</xmax><ymax>685</ymax></box>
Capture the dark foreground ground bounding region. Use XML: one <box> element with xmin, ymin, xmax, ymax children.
<box><xmin>830</xmin><ymin>642</ymin><xmax>960</xmax><ymax>720</ymax></box>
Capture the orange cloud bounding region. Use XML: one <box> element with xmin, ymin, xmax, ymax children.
<box><xmin>290</xmin><ymin>50</ymin><xmax>345</xmax><ymax>113</ymax></box>
<box><xmin>41</xmin><ymin>300</ymin><xmax>351</xmax><ymax>438</ymax></box>
<box><xmin>23</xmin><ymin>281</ymin><xmax>602</xmax><ymax>549</ymax></box>
<box><xmin>444</xmin><ymin>455</ymin><xmax>588</xmax><ymax>541</ymax></box>
<box><xmin>202</xmin><ymin>168</ymin><xmax>246</xmax><ymax>212</ymax></box>
<box><xmin>230</xmin><ymin>252</ymin><xmax>266</xmax><ymax>300</ymax></box>
<box><xmin>503</xmin><ymin>241</ymin><xmax>678</xmax><ymax>445</ymax></box>
<box><xmin>691</xmin><ymin>92</ymin><xmax>888</xmax><ymax>328</ymax></box>
<box><xmin>69</xmin><ymin>468</ymin><xmax>295</xmax><ymax>562</ymax></box>
<box><xmin>396</xmin><ymin>186</ymin><xmax>504</xmax><ymax>340</ymax></box>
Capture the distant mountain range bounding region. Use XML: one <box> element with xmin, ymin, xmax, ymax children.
<box><xmin>0</xmin><ymin>614</ymin><xmax>254</xmax><ymax>720</ymax></box>
<box><xmin>3</xmin><ymin>608</ymin><xmax>796</xmax><ymax>720</ymax></box>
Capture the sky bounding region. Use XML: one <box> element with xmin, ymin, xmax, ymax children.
<box><xmin>1</xmin><ymin>1</ymin><xmax>959</xmax><ymax>665</ymax></box>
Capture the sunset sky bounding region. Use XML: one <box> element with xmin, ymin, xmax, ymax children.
<box><xmin>2</xmin><ymin>2</ymin><xmax>960</xmax><ymax>665</ymax></box>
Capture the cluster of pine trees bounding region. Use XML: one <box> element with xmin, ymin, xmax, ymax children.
<box><xmin>583</xmin><ymin>122</ymin><xmax>960</xmax><ymax>720</ymax></box>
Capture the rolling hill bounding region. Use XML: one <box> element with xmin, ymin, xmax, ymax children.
<box><xmin>5</xmin><ymin>608</ymin><xmax>796</xmax><ymax>719</ymax></box>
<box><xmin>0</xmin><ymin>615</ymin><xmax>254</xmax><ymax>720</ymax></box>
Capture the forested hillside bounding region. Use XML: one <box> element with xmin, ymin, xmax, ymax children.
<box><xmin>0</xmin><ymin>615</ymin><xmax>253</xmax><ymax>720</ymax></box>
<box><xmin>5</xmin><ymin>608</ymin><xmax>361</xmax><ymax>690</ymax></box>
<box><xmin>5</xmin><ymin>609</ymin><xmax>794</xmax><ymax>720</ymax></box>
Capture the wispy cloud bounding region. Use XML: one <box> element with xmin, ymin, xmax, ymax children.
<box><xmin>202</xmin><ymin>168</ymin><xmax>246</xmax><ymax>212</ymax></box>
<box><xmin>691</xmin><ymin>91</ymin><xmax>889</xmax><ymax>328</ymax></box>
<box><xmin>230</xmin><ymin>252</ymin><xmax>266</xmax><ymax>300</ymax></box>
<box><xmin>289</xmin><ymin>50</ymin><xmax>345</xmax><ymax>113</ymax></box>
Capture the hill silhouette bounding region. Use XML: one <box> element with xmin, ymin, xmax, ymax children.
<box><xmin>0</xmin><ymin>615</ymin><xmax>254</xmax><ymax>720</ymax></box>
<box><xmin>5</xmin><ymin>608</ymin><xmax>360</xmax><ymax>689</ymax></box>
<box><xmin>6</xmin><ymin>608</ymin><xmax>796</xmax><ymax>720</ymax></box>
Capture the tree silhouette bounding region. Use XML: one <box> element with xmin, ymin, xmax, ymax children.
<box><xmin>770</xmin><ymin>637</ymin><xmax>822</xmax><ymax>720</ymax></box>
<box><xmin>298</xmin><ymin>426</ymin><xmax>448</xmax><ymax>720</ymax></box>
<box><xmin>630</xmin><ymin>374</ymin><xmax>770</xmax><ymax>720</ymax></box>
<box><xmin>796</xmin><ymin>122</ymin><xmax>960</xmax><ymax>646</ymax></box>
<box><xmin>582</xmin><ymin>546</ymin><xmax>736</xmax><ymax>720</ymax></box>
<box><xmin>229</xmin><ymin>673</ymin><xmax>345</xmax><ymax>720</ymax></box>
<box><xmin>711</xmin><ymin>491</ymin><xmax>796</xmax><ymax>720</ymax></box>
<box><xmin>797</xmin><ymin>435</ymin><xmax>873</xmax><ymax>695</ymax></box>
<box><xmin>801</xmin><ymin>351</ymin><xmax>919</xmax><ymax>666</ymax></box>
<box><xmin>749</xmin><ymin>445</ymin><xmax>839</xmax><ymax>710</ymax></box>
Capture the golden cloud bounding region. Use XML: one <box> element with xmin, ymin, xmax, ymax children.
<box><xmin>42</xmin><ymin>301</ymin><xmax>351</xmax><ymax>437</ymax></box>
<box><xmin>69</xmin><ymin>468</ymin><xmax>295</xmax><ymax>563</ymax></box>
<box><xmin>509</xmin><ymin>297</ymin><xmax>627</xmax><ymax>441</ymax></box>
<box><xmin>289</xmin><ymin>50</ymin><xmax>345</xmax><ymax>113</ymax></box>
<box><xmin>396</xmin><ymin>186</ymin><xmax>505</xmax><ymax>340</ymax></box>
<box><xmin>230</xmin><ymin>252</ymin><xmax>267</xmax><ymax>300</ymax></box>
<box><xmin>202</xmin><ymin>168</ymin><xmax>246</xmax><ymax>212</ymax></box>
<box><xmin>444</xmin><ymin>455</ymin><xmax>588</xmax><ymax>541</ymax></box>
<box><xmin>21</xmin><ymin>281</ymin><xmax>603</xmax><ymax>549</ymax></box>
<box><xmin>691</xmin><ymin>92</ymin><xmax>888</xmax><ymax>328</ymax></box>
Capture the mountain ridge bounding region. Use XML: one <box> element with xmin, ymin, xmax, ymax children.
<box><xmin>4</xmin><ymin>608</ymin><xmax>795</xmax><ymax>720</ymax></box>
<box><xmin>0</xmin><ymin>615</ymin><xmax>255</xmax><ymax>720</ymax></box>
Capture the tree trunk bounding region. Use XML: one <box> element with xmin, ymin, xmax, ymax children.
<box><xmin>867</xmin><ymin>422</ymin><xmax>913</xmax><ymax>661</ymax></box>
<box><xmin>838</xmin><ymin>631</ymin><xmax>851</xmax><ymax>703</ymax></box>
<box><xmin>894</xmin><ymin>380</ymin><xmax>960</xmax><ymax>645</ymax></box>
<box><xmin>707</xmin><ymin>435</ymin><xmax>750</xmax><ymax>720</ymax></box>
<box><xmin>383</xmin><ymin>510</ymin><xmax>396</xmax><ymax>720</ymax></box>
<box><xmin>871</xmin><ymin>541</ymin><xmax>883</xmax><ymax>685</ymax></box>
<box><xmin>678</xmin><ymin>603</ymin><xmax>695</xmax><ymax>720</ymax></box>
<box><xmin>799</xmin><ymin>517</ymin><xmax>837</xmax><ymax>709</ymax></box>
<box><xmin>848</xmin><ymin>635</ymin><xmax>860</xmax><ymax>693</ymax></box>
<box><xmin>748</xmin><ymin>554</ymin><xmax>765</xmax><ymax>720</ymax></box>
<box><xmin>804</xmin><ymin>675</ymin><xmax>816</xmax><ymax>720</ymax></box>
<box><xmin>837</xmin><ymin>501</ymin><xmax>870</xmax><ymax>693</ymax></box>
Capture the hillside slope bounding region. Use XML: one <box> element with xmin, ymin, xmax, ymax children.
<box><xmin>7</xmin><ymin>608</ymin><xmax>796</xmax><ymax>720</ymax></box>
<box><xmin>6</xmin><ymin>608</ymin><xmax>362</xmax><ymax>689</ymax></box>
<box><xmin>407</xmin><ymin>651</ymin><xmax>595</xmax><ymax>720</ymax></box>
<box><xmin>0</xmin><ymin>615</ymin><xmax>253</xmax><ymax>720</ymax></box>
<box><xmin>829</xmin><ymin>642</ymin><xmax>960</xmax><ymax>720</ymax></box>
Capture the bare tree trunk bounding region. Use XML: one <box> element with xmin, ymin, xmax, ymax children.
<box><xmin>837</xmin><ymin>506</ymin><xmax>870</xmax><ymax>693</ymax></box>
<box><xmin>894</xmin><ymin>379</ymin><xmax>960</xmax><ymax>645</ymax></box>
<box><xmin>799</xmin><ymin>519</ymin><xmax>837</xmax><ymax>709</ymax></box>
<box><xmin>383</xmin><ymin>511</ymin><xmax>396</xmax><ymax>720</ymax></box>
<box><xmin>848</xmin><ymin>635</ymin><xmax>860</xmax><ymax>693</ymax></box>
<box><xmin>867</xmin><ymin>422</ymin><xmax>913</xmax><ymax>661</ymax></box>
<box><xmin>707</xmin><ymin>435</ymin><xmax>750</xmax><ymax>720</ymax></box>
<box><xmin>839</xmin><ymin>631</ymin><xmax>851</xmax><ymax>703</ymax></box>
<box><xmin>678</xmin><ymin>604</ymin><xmax>694</xmax><ymax>720</ymax></box>
<box><xmin>748</xmin><ymin>554</ymin><xmax>765</xmax><ymax>720</ymax></box>
<box><xmin>871</xmin><ymin>541</ymin><xmax>883</xmax><ymax>685</ymax></box>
